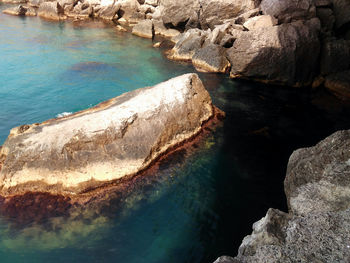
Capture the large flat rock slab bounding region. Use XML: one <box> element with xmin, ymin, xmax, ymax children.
<box><xmin>0</xmin><ymin>73</ymin><xmax>219</xmax><ymax>197</ymax></box>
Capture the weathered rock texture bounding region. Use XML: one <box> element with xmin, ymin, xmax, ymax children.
<box><xmin>0</xmin><ymin>74</ymin><xmax>218</xmax><ymax>197</ymax></box>
<box><xmin>2</xmin><ymin>0</ymin><xmax>349</xmax><ymax>89</ymax></box>
<box><xmin>217</xmin><ymin>129</ymin><xmax>350</xmax><ymax>262</ymax></box>
<box><xmin>227</xmin><ymin>19</ymin><xmax>320</xmax><ymax>86</ymax></box>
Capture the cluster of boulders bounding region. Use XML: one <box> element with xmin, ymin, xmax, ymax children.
<box><xmin>215</xmin><ymin>129</ymin><xmax>350</xmax><ymax>262</ymax></box>
<box><xmin>2</xmin><ymin>0</ymin><xmax>350</xmax><ymax>96</ymax></box>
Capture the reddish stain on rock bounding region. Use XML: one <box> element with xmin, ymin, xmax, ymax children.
<box><xmin>0</xmin><ymin>192</ymin><xmax>71</xmax><ymax>224</ymax></box>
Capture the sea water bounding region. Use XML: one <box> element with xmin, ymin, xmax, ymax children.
<box><xmin>1</xmin><ymin>4</ymin><xmax>350</xmax><ymax>263</ymax></box>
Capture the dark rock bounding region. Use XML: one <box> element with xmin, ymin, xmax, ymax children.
<box><xmin>332</xmin><ymin>0</ymin><xmax>350</xmax><ymax>29</ymax></box>
<box><xmin>199</xmin><ymin>0</ymin><xmax>256</xmax><ymax>30</ymax></box>
<box><xmin>320</xmin><ymin>39</ymin><xmax>350</xmax><ymax>75</ymax></box>
<box><xmin>324</xmin><ymin>70</ymin><xmax>350</xmax><ymax>100</ymax></box>
<box><xmin>132</xmin><ymin>19</ymin><xmax>153</xmax><ymax>38</ymax></box>
<box><xmin>192</xmin><ymin>44</ymin><xmax>231</xmax><ymax>73</ymax></box>
<box><xmin>226</xmin><ymin>19</ymin><xmax>320</xmax><ymax>86</ymax></box>
<box><xmin>316</xmin><ymin>7</ymin><xmax>335</xmax><ymax>32</ymax></box>
<box><xmin>314</xmin><ymin>0</ymin><xmax>332</xmax><ymax>7</ymax></box>
<box><xmin>229</xmin><ymin>130</ymin><xmax>350</xmax><ymax>262</ymax></box>
<box><xmin>260</xmin><ymin>0</ymin><xmax>316</xmax><ymax>23</ymax></box>
<box><xmin>159</xmin><ymin>0</ymin><xmax>200</xmax><ymax>28</ymax></box>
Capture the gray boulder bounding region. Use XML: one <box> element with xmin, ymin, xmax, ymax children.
<box><xmin>260</xmin><ymin>0</ymin><xmax>316</xmax><ymax>23</ymax></box>
<box><xmin>98</xmin><ymin>3</ymin><xmax>120</xmax><ymax>20</ymax></box>
<box><xmin>199</xmin><ymin>0</ymin><xmax>256</xmax><ymax>30</ymax></box>
<box><xmin>192</xmin><ymin>44</ymin><xmax>231</xmax><ymax>73</ymax></box>
<box><xmin>168</xmin><ymin>29</ymin><xmax>206</xmax><ymax>61</ymax></box>
<box><xmin>159</xmin><ymin>0</ymin><xmax>200</xmax><ymax>28</ymax></box>
<box><xmin>132</xmin><ymin>19</ymin><xmax>153</xmax><ymax>38</ymax></box>
<box><xmin>229</xmin><ymin>130</ymin><xmax>350</xmax><ymax>263</ymax></box>
<box><xmin>226</xmin><ymin>19</ymin><xmax>320</xmax><ymax>86</ymax></box>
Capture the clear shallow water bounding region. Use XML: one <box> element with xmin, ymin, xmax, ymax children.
<box><xmin>1</xmin><ymin>4</ymin><xmax>350</xmax><ymax>263</ymax></box>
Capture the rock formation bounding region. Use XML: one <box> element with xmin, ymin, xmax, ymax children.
<box><xmin>0</xmin><ymin>74</ymin><xmax>222</xmax><ymax>197</ymax></box>
<box><xmin>214</xmin><ymin>129</ymin><xmax>350</xmax><ymax>262</ymax></box>
<box><xmin>2</xmin><ymin>0</ymin><xmax>349</xmax><ymax>91</ymax></box>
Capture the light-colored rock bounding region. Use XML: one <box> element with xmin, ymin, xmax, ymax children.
<box><xmin>199</xmin><ymin>0</ymin><xmax>257</xmax><ymax>30</ymax></box>
<box><xmin>98</xmin><ymin>2</ymin><xmax>120</xmax><ymax>20</ymax></box>
<box><xmin>168</xmin><ymin>29</ymin><xmax>206</xmax><ymax>61</ymax></box>
<box><xmin>233</xmin><ymin>8</ymin><xmax>261</xmax><ymax>25</ymax></box>
<box><xmin>145</xmin><ymin>0</ymin><xmax>157</xmax><ymax>6</ymax></box>
<box><xmin>226</xmin><ymin>20</ymin><xmax>320</xmax><ymax>86</ymax></box>
<box><xmin>131</xmin><ymin>19</ymin><xmax>153</xmax><ymax>38</ymax></box>
<box><xmin>118</xmin><ymin>0</ymin><xmax>140</xmax><ymax>20</ymax></box>
<box><xmin>153</xmin><ymin>20</ymin><xmax>180</xmax><ymax>38</ymax></box>
<box><xmin>0</xmin><ymin>74</ymin><xmax>217</xmax><ymax>197</ymax></box>
<box><xmin>2</xmin><ymin>5</ymin><xmax>28</xmax><ymax>15</ymax></box>
<box><xmin>261</xmin><ymin>0</ymin><xmax>316</xmax><ymax>23</ymax></box>
<box><xmin>243</xmin><ymin>15</ymin><xmax>277</xmax><ymax>31</ymax></box>
<box><xmin>37</xmin><ymin>1</ymin><xmax>66</xmax><ymax>20</ymax></box>
<box><xmin>159</xmin><ymin>0</ymin><xmax>200</xmax><ymax>28</ymax></box>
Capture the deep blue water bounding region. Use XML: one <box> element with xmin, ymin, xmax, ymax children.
<box><xmin>1</xmin><ymin>4</ymin><xmax>350</xmax><ymax>263</ymax></box>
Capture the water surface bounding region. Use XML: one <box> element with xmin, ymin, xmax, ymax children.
<box><xmin>1</xmin><ymin>4</ymin><xmax>350</xmax><ymax>263</ymax></box>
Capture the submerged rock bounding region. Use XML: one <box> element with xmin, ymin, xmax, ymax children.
<box><xmin>0</xmin><ymin>74</ymin><xmax>221</xmax><ymax>197</ymax></box>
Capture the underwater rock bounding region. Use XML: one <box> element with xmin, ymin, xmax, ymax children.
<box><xmin>0</xmin><ymin>74</ymin><xmax>221</xmax><ymax>197</ymax></box>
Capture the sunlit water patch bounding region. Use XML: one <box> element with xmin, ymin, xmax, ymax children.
<box><xmin>1</xmin><ymin>3</ymin><xmax>350</xmax><ymax>263</ymax></box>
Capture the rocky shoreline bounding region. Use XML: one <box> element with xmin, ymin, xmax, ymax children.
<box><xmin>215</xmin><ymin>129</ymin><xmax>350</xmax><ymax>262</ymax></box>
<box><xmin>2</xmin><ymin>0</ymin><xmax>350</xmax><ymax>98</ymax></box>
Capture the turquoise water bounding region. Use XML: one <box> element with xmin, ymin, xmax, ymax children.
<box><xmin>1</xmin><ymin>4</ymin><xmax>350</xmax><ymax>263</ymax></box>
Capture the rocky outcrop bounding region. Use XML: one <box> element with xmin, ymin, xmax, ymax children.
<box><xmin>192</xmin><ymin>44</ymin><xmax>231</xmax><ymax>73</ymax></box>
<box><xmin>132</xmin><ymin>19</ymin><xmax>153</xmax><ymax>38</ymax></box>
<box><xmin>37</xmin><ymin>1</ymin><xmax>66</xmax><ymax>20</ymax></box>
<box><xmin>0</xmin><ymin>74</ymin><xmax>221</xmax><ymax>197</ymax></box>
<box><xmin>226</xmin><ymin>19</ymin><xmax>321</xmax><ymax>86</ymax></box>
<box><xmin>159</xmin><ymin>0</ymin><xmax>200</xmax><ymax>28</ymax></box>
<box><xmin>260</xmin><ymin>0</ymin><xmax>316</xmax><ymax>23</ymax></box>
<box><xmin>216</xmin><ymin>130</ymin><xmax>350</xmax><ymax>262</ymax></box>
<box><xmin>2</xmin><ymin>0</ymin><xmax>349</xmax><ymax>89</ymax></box>
<box><xmin>199</xmin><ymin>0</ymin><xmax>256</xmax><ymax>30</ymax></box>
